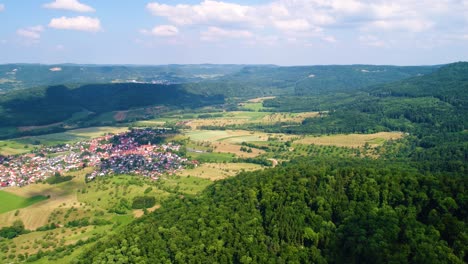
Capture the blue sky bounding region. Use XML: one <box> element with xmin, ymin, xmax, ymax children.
<box><xmin>0</xmin><ymin>0</ymin><xmax>467</xmax><ymax>65</ymax></box>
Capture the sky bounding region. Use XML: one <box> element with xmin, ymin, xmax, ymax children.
<box><xmin>0</xmin><ymin>0</ymin><xmax>467</xmax><ymax>65</ymax></box>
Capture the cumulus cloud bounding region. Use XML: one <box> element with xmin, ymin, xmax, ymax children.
<box><xmin>48</xmin><ymin>16</ymin><xmax>101</xmax><ymax>32</ymax></box>
<box><xmin>17</xmin><ymin>26</ymin><xmax>44</xmax><ymax>39</ymax></box>
<box><xmin>145</xmin><ymin>0</ymin><xmax>467</xmax><ymax>47</ymax></box>
<box><xmin>359</xmin><ymin>35</ymin><xmax>387</xmax><ymax>47</ymax></box>
<box><xmin>201</xmin><ymin>26</ymin><xmax>253</xmax><ymax>41</ymax></box>
<box><xmin>273</xmin><ymin>19</ymin><xmax>312</xmax><ymax>32</ymax></box>
<box><xmin>147</xmin><ymin>1</ymin><xmax>255</xmax><ymax>26</ymax></box>
<box><xmin>141</xmin><ymin>25</ymin><xmax>179</xmax><ymax>37</ymax></box>
<box><xmin>43</xmin><ymin>0</ymin><xmax>95</xmax><ymax>12</ymax></box>
<box><xmin>367</xmin><ymin>19</ymin><xmax>433</xmax><ymax>32</ymax></box>
<box><xmin>0</xmin><ymin>4</ymin><xmax>4</xmax><ymax>12</ymax></box>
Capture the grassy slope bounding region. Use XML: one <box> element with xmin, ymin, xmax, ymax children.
<box><xmin>0</xmin><ymin>191</ymin><xmax>48</xmax><ymax>214</ymax></box>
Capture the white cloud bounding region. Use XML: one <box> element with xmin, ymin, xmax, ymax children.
<box><xmin>43</xmin><ymin>0</ymin><xmax>95</xmax><ymax>12</ymax></box>
<box><xmin>367</xmin><ymin>19</ymin><xmax>433</xmax><ymax>32</ymax></box>
<box><xmin>146</xmin><ymin>0</ymin><xmax>468</xmax><ymax>47</ymax></box>
<box><xmin>17</xmin><ymin>26</ymin><xmax>44</xmax><ymax>39</ymax></box>
<box><xmin>48</xmin><ymin>16</ymin><xmax>101</xmax><ymax>32</ymax></box>
<box><xmin>359</xmin><ymin>35</ymin><xmax>387</xmax><ymax>47</ymax></box>
<box><xmin>0</xmin><ymin>4</ymin><xmax>4</xmax><ymax>12</ymax></box>
<box><xmin>141</xmin><ymin>25</ymin><xmax>179</xmax><ymax>37</ymax></box>
<box><xmin>201</xmin><ymin>26</ymin><xmax>253</xmax><ymax>41</ymax></box>
<box><xmin>147</xmin><ymin>1</ymin><xmax>255</xmax><ymax>26</ymax></box>
<box><xmin>273</xmin><ymin>19</ymin><xmax>312</xmax><ymax>32</ymax></box>
<box><xmin>322</xmin><ymin>36</ymin><xmax>337</xmax><ymax>43</ymax></box>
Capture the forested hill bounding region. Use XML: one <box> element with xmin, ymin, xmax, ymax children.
<box><xmin>262</xmin><ymin>62</ymin><xmax>467</xmax><ymax>135</ymax></box>
<box><xmin>0</xmin><ymin>64</ymin><xmax>244</xmax><ymax>92</ymax></box>
<box><xmin>77</xmin><ymin>159</ymin><xmax>467</xmax><ymax>263</ymax></box>
<box><xmin>0</xmin><ymin>83</ymin><xmax>224</xmax><ymax>127</ymax></box>
<box><xmin>254</xmin><ymin>62</ymin><xmax>468</xmax><ymax>173</ymax></box>
<box><xmin>184</xmin><ymin>65</ymin><xmax>438</xmax><ymax>98</ymax></box>
<box><xmin>1</xmin><ymin>64</ymin><xmax>438</xmax><ymax>97</ymax></box>
<box><xmin>369</xmin><ymin>61</ymin><xmax>468</xmax><ymax>107</ymax></box>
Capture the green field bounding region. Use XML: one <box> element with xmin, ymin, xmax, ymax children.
<box><xmin>0</xmin><ymin>191</ymin><xmax>48</xmax><ymax>214</ymax></box>
<box><xmin>186</xmin><ymin>130</ymin><xmax>230</xmax><ymax>141</ymax></box>
<box><xmin>1</xmin><ymin>127</ymin><xmax>129</xmax><ymax>154</ymax></box>
<box><xmin>0</xmin><ymin>140</ymin><xmax>33</xmax><ymax>155</ymax></box>
<box><xmin>188</xmin><ymin>151</ymin><xmax>236</xmax><ymax>162</ymax></box>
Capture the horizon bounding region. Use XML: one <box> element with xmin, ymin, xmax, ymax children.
<box><xmin>0</xmin><ymin>0</ymin><xmax>467</xmax><ymax>65</ymax></box>
<box><xmin>0</xmin><ymin>61</ymin><xmax>463</xmax><ymax>67</ymax></box>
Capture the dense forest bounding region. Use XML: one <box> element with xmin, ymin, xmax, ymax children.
<box><xmin>1</xmin><ymin>64</ymin><xmax>436</xmax><ymax>96</ymax></box>
<box><xmin>0</xmin><ymin>64</ymin><xmax>244</xmax><ymax>91</ymax></box>
<box><xmin>71</xmin><ymin>62</ymin><xmax>468</xmax><ymax>263</ymax></box>
<box><xmin>0</xmin><ymin>83</ymin><xmax>224</xmax><ymax>127</ymax></box>
<box><xmin>184</xmin><ymin>65</ymin><xmax>437</xmax><ymax>98</ymax></box>
<box><xmin>76</xmin><ymin>159</ymin><xmax>467</xmax><ymax>264</ymax></box>
<box><xmin>1</xmin><ymin>62</ymin><xmax>466</xmax><ymax>263</ymax></box>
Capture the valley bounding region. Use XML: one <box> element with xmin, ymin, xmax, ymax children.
<box><xmin>0</xmin><ymin>62</ymin><xmax>466</xmax><ymax>263</ymax></box>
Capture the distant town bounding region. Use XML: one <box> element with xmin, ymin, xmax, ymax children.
<box><xmin>0</xmin><ymin>129</ymin><xmax>194</xmax><ymax>187</ymax></box>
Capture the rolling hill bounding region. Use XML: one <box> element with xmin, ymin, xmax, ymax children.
<box><xmin>0</xmin><ymin>83</ymin><xmax>224</xmax><ymax>138</ymax></box>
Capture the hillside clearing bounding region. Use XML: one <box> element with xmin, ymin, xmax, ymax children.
<box><xmin>0</xmin><ymin>168</ymin><xmax>90</xmax><ymax>229</ymax></box>
<box><xmin>296</xmin><ymin>132</ymin><xmax>404</xmax><ymax>147</ymax></box>
<box><xmin>176</xmin><ymin>163</ymin><xmax>264</xmax><ymax>181</ymax></box>
<box><xmin>0</xmin><ymin>191</ymin><xmax>48</xmax><ymax>214</ymax></box>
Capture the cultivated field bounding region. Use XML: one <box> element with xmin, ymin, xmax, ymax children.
<box><xmin>296</xmin><ymin>132</ymin><xmax>404</xmax><ymax>147</ymax></box>
<box><xmin>0</xmin><ymin>126</ymin><xmax>129</xmax><ymax>155</ymax></box>
<box><xmin>186</xmin><ymin>111</ymin><xmax>319</xmax><ymax>129</ymax></box>
<box><xmin>176</xmin><ymin>163</ymin><xmax>264</xmax><ymax>180</ymax></box>
<box><xmin>185</xmin><ymin>129</ymin><xmax>294</xmax><ymax>157</ymax></box>
<box><xmin>0</xmin><ymin>168</ymin><xmax>91</xmax><ymax>229</ymax></box>
<box><xmin>0</xmin><ymin>191</ymin><xmax>47</xmax><ymax>214</ymax></box>
<box><xmin>185</xmin><ymin>129</ymin><xmax>294</xmax><ymax>143</ymax></box>
<box><xmin>0</xmin><ymin>140</ymin><xmax>33</xmax><ymax>155</ymax></box>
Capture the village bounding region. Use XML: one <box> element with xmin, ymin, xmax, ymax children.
<box><xmin>0</xmin><ymin>129</ymin><xmax>194</xmax><ymax>187</ymax></box>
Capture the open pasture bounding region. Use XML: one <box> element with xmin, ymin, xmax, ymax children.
<box><xmin>0</xmin><ymin>191</ymin><xmax>48</xmax><ymax>214</ymax></box>
<box><xmin>2</xmin><ymin>126</ymin><xmax>129</xmax><ymax>152</ymax></box>
<box><xmin>211</xmin><ymin>142</ymin><xmax>264</xmax><ymax>158</ymax></box>
<box><xmin>77</xmin><ymin>174</ymin><xmax>168</xmax><ymax>211</ymax></box>
<box><xmin>0</xmin><ymin>140</ymin><xmax>33</xmax><ymax>155</ymax></box>
<box><xmin>176</xmin><ymin>163</ymin><xmax>263</xmax><ymax>181</ymax></box>
<box><xmin>185</xmin><ymin>129</ymin><xmax>295</xmax><ymax>143</ymax></box>
<box><xmin>185</xmin><ymin>129</ymin><xmax>295</xmax><ymax>157</ymax></box>
<box><xmin>186</xmin><ymin>111</ymin><xmax>319</xmax><ymax>129</ymax></box>
<box><xmin>0</xmin><ymin>168</ymin><xmax>90</xmax><ymax>229</ymax></box>
<box><xmin>188</xmin><ymin>151</ymin><xmax>236</xmax><ymax>162</ymax></box>
<box><xmin>65</xmin><ymin>126</ymin><xmax>128</xmax><ymax>138</ymax></box>
<box><xmin>296</xmin><ymin>132</ymin><xmax>404</xmax><ymax>148</ymax></box>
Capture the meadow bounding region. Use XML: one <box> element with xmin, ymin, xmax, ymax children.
<box><xmin>296</xmin><ymin>132</ymin><xmax>404</xmax><ymax>147</ymax></box>
<box><xmin>0</xmin><ymin>191</ymin><xmax>48</xmax><ymax>214</ymax></box>
<box><xmin>176</xmin><ymin>163</ymin><xmax>264</xmax><ymax>180</ymax></box>
<box><xmin>0</xmin><ymin>126</ymin><xmax>128</xmax><ymax>155</ymax></box>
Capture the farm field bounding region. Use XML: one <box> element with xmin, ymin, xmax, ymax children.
<box><xmin>0</xmin><ymin>140</ymin><xmax>33</xmax><ymax>155</ymax></box>
<box><xmin>184</xmin><ymin>129</ymin><xmax>295</xmax><ymax>143</ymax></box>
<box><xmin>0</xmin><ymin>191</ymin><xmax>48</xmax><ymax>214</ymax></box>
<box><xmin>296</xmin><ymin>132</ymin><xmax>404</xmax><ymax>147</ymax></box>
<box><xmin>132</xmin><ymin>110</ymin><xmax>319</xmax><ymax>130</ymax></box>
<box><xmin>176</xmin><ymin>163</ymin><xmax>264</xmax><ymax>180</ymax></box>
<box><xmin>184</xmin><ymin>129</ymin><xmax>293</xmax><ymax>158</ymax></box>
<box><xmin>185</xmin><ymin>111</ymin><xmax>319</xmax><ymax>129</ymax></box>
<box><xmin>0</xmin><ymin>168</ymin><xmax>91</xmax><ymax>230</ymax></box>
<box><xmin>0</xmin><ymin>126</ymin><xmax>129</xmax><ymax>155</ymax></box>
